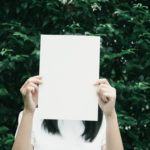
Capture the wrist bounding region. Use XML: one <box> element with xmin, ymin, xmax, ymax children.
<box><xmin>104</xmin><ymin>109</ymin><xmax>117</xmax><ymax>120</ymax></box>
<box><xmin>23</xmin><ymin>108</ymin><xmax>35</xmax><ymax>116</ymax></box>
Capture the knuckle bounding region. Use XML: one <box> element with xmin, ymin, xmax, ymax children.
<box><xmin>102</xmin><ymin>78</ymin><xmax>107</xmax><ymax>82</ymax></box>
<box><xmin>20</xmin><ymin>87</ymin><xmax>24</xmax><ymax>93</ymax></box>
<box><xmin>103</xmin><ymin>78</ymin><xmax>107</xmax><ymax>81</ymax></box>
<box><xmin>27</xmin><ymin>78</ymin><xmax>32</xmax><ymax>83</ymax></box>
<box><xmin>20</xmin><ymin>89</ymin><xmax>25</xmax><ymax>96</ymax></box>
<box><xmin>112</xmin><ymin>87</ymin><xmax>116</xmax><ymax>92</ymax></box>
<box><xmin>26</xmin><ymin>87</ymin><xmax>31</xmax><ymax>91</ymax></box>
<box><xmin>27</xmin><ymin>80</ymin><xmax>31</xmax><ymax>83</ymax></box>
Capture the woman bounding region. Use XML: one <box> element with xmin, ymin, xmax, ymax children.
<box><xmin>12</xmin><ymin>75</ymin><xmax>124</xmax><ymax>150</ymax></box>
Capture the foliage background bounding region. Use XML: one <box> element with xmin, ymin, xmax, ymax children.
<box><xmin>0</xmin><ymin>0</ymin><xmax>150</xmax><ymax>149</ymax></box>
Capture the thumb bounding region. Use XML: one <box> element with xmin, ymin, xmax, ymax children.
<box><xmin>25</xmin><ymin>87</ymin><xmax>33</xmax><ymax>101</ymax></box>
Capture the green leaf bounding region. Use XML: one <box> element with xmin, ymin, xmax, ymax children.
<box><xmin>0</xmin><ymin>127</ymin><xmax>9</xmax><ymax>134</ymax></box>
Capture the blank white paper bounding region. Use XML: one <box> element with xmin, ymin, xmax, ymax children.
<box><xmin>38</xmin><ymin>35</ymin><xmax>100</xmax><ymax>121</ymax></box>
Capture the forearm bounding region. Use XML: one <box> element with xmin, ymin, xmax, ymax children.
<box><xmin>105</xmin><ymin>110</ymin><xmax>124</xmax><ymax>150</ymax></box>
<box><xmin>12</xmin><ymin>110</ymin><xmax>34</xmax><ymax>150</ymax></box>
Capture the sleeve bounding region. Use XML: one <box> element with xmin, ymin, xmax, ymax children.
<box><xmin>15</xmin><ymin>111</ymin><xmax>35</xmax><ymax>145</ymax></box>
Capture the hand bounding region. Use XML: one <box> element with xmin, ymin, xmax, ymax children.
<box><xmin>20</xmin><ymin>75</ymin><xmax>43</xmax><ymax>113</ymax></box>
<box><xmin>94</xmin><ymin>79</ymin><xmax>116</xmax><ymax>116</ymax></box>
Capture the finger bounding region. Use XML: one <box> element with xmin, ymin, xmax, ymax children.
<box><xmin>21</xmin><ymin>76</ymin><xmax>42</xmax><ymax>91</ymax></box>
<box><xmin>25</xmin><ymin>87</ymin><xmax>32</xmax><ymax>100</ymax></box>
<box><xmin>96</xmin><ymin>84</ymin><xmax>108</xmax><ymax>95</ymax></box>
<box><xmin>21</xmin><ymin>83</ymin><xmax>38</xmax><ymax>96</ymax></box>
<box><xmin>98</xmin><ymin>96</ymin><xmax>108</xmax><ymax>108</ymax></box>
<box><xmin>28</xmin><ymin>82</ymin><xmax>39</xmax><ymax>92</ymax></box>
<box><xmin>101</xmin><ymin>95</ymin><xmax>109</xmax><ymax>103</ymax></box>
<box><xmin>100</xmin><ymin>87</ymin><xmax>115</xmax><ymax>94</ymax></box>
<box><xmin>33</xmin><ymin>75</ymin><xmax>43</xmax><ymax>79</ymax></box>
<box><xmin>97</xmin><ymin>83</ymin><xmax>115</xmax><ymax>93</ymax></box>
<box><xmin>98</xmin><ymin>87</ymin><xmax>110</xmax><ymax>102</ymax></box>
<box><xmin>96</xmin><ymin>87</ymin><xmax>107</xmax><ymax>102</ymax></box>
<box><xmin>25</xmin><ymin>86</ymin><xmax>35</xmax><ymax>96</ymax></box>
<box><xmin>99</xmin><ymin>78</ymin><xmax>110</xmax><ymax>85</ymax></box>
<box><xmin>94</xmin><ymin>80</ymin><xmax>100</xmax><ymax>86</ymax></box>
<box><xmin>94</xmin><ymin>78</ymin><xmax>110</xmax><ymax>86</ymax></box>
<box><xmin>103</xmin><ymin>92</ymin><xmax>115</xmax><ymax>101</ymax></box>
<box><xmin>26</xmin><ymin>77</ymin><xmax>43</xmax><ymax>86</ymax></box>
<box><xmin>99</xmin><ymin>83</ymin><xmax>109</xmax><ymax>89</ymax></box>
<box><xmin>97</xmin><ymin>85</ymin><xmax>114</xmax><ymax>102</ymax></box>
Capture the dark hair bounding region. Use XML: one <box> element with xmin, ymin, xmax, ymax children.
<box><xmin>42</xmin><ymin>106</ymin><xmax>103</xmax><ymax>142</ymax></box>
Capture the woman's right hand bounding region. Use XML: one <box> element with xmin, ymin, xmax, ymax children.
<box><xmin>20</xmin><ymin>75</ymin><xmax>43</xmax><ymax>113</ymax></box>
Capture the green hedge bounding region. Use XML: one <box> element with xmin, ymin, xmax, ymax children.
<box><xmin>0</xmin><ymin>0</ymin><xmax>150</xmax><ymax>149</ymax></box>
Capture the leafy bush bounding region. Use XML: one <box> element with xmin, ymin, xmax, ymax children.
<box><xmin>0</xmin><ymin>0</ymin><xmax>150</xmax><ymax>149</ymax></box>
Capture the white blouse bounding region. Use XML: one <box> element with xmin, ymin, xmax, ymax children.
<box><xmin>15</xmin><ymin>109</ymin><xmax>106</xmax><ymax>150</ymax></box>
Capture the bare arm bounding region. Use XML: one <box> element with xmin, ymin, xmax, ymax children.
<box><xmin>104</xmin><ymin>110</ymin><xmax>124</xmax><ymax>150</ymax></box>
<box><xmin>94</xmin><ymin>79</ymin><xmax>124</xmax><ymax>150</ymax></box>
<box><xmin>12</xmin><ymin>111</ymin><xmax>34</xmax><ymax>150</ymax></box>
<box><xmin>12</xmin><ymin>76</ymin><xmax>43</xmax><ymax>150</ymax></box>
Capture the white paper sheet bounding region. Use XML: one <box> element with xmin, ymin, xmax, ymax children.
<box><xmin>38</xmin><ymin>35</ymin><xmax>100</xmax><ymax>121</ymax></box>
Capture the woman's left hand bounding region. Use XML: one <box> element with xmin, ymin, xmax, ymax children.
<box><xmin>94</xmin><ymin>79</ymin><xmax>116</xmax><ymax>116</ymax></box>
